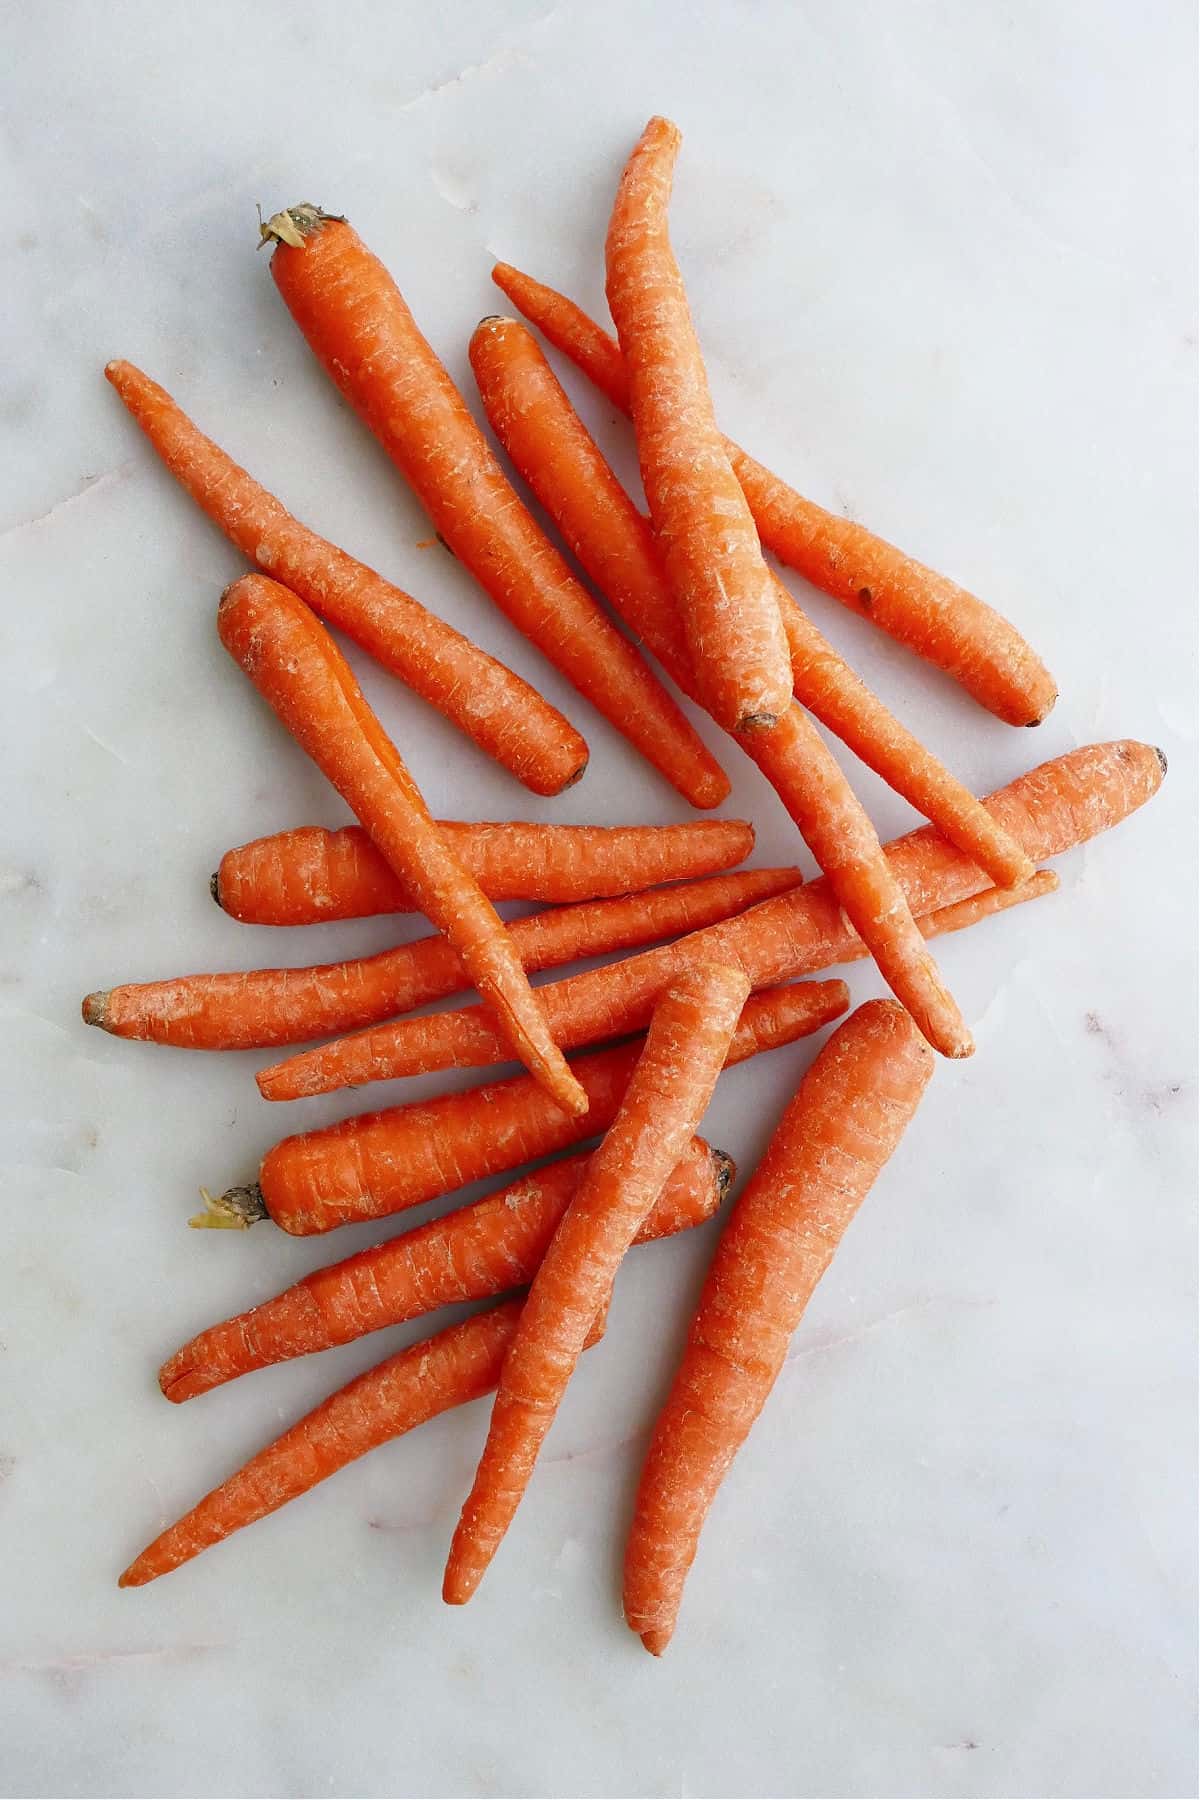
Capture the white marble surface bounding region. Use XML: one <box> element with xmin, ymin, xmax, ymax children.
<box><xmin>2</xmin><ymin>3</ymin><xmax>1195</xmax><ymax>1795</ymax></box>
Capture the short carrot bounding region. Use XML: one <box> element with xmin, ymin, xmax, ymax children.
<box><xmin>104</xmin><ymin>359</ymin><xmax>585</xmax><ymax>796</ymax></box>
<box><xmin>160</xmin><ymin>1137</ymin><xmax>730</xmax><ymax>1402</ymax></box>
<box><xmin>211</xmin><ymin>979</ymin><xmax>849</xmax><ymax>1236</ymax></box>
<box><xmin>624</xmin><ymin>999</ymin><xmax>933</xmax><ymax>1653</ymax></box>
<box><xmin>603</xmin><ymin>120</ymin><xmax>792</xmax><ymax>735</ymax></box>
<box><xmin>260</xmin><ymin>207</ymin><xmax>730</xmax><ymax>810</ymax></box>
<box><xmin>84</xmin><ymin>868</ymin><xmax>800</xmax><ymax>1052</ymax></box>
<box><xmin>218</xmin><ymin>574</ymin><xmax>585</xmax><ymax>1118</ymax></box>
<box><xmin>212</xmin><ymin>816</ymin><xmax>758</xmax><ymax>925</ymax></box>
<box><xmin>491</xmin><ymin>262</ymin><xmax>1058</xmax><ymax>727</ymax></box>
<box><xmin>444</xmin><ymin>963</ymin><xmax>751</xmax><ymax>1602</ymax></box>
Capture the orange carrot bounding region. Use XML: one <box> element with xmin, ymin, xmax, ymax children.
<box><xmin>625</xmin><ymin>1000</ymin><xmax>933</xmax><ymax>1653</ymax></box>
<box><xmin>218</xmin><ymin>574</ymin><xmax>585</xmax><ymax>1118</ymax></box>
<box><xmin>161</xmin><ymin>1137</ymin><xmax>729</xmax><ymax>1402</ymax></box>
<box><xmin>256</xmin><ymin>740</ymin><xmax>1160</xmax><ymax>1101</ymax></box>
<box><xmin>84</xmin><ymin>868</ymin><xmax>800</xmax><ymax>1053</ymax></box>
<box><xmin>469</xmin><ymin>314</ymin><xmax>1032</xmax><ymax>891</ymax></box>
<box><xmin>491</xmin><ymin>262</ymin><xmax>1058</xmax><ymax>727</ymax></box>
<box><xmin>444</xmin><ymin>963</ymin><xmax>751</xmax><ymax>1602</ymax></box>
<box><xmin>603</xmin><ymin>120</ymin><xmax>792</xmax><ymax>734</ymax></box>
<box><xmin>211</xmin><ymin>980</ymin><xmax>849</xmax><ymax>1236</ymax></box>
<box><xmin>213</xmin><ymin>816</ymin><xmax>758</xmax><ymax>925</ymax></box>
<box><xmin>120</xmin><ymin>1297</ymin><xmax>608</xmax><ymax>1588</ymax></box>
<box><xmin>105</xmin><ymin>359</ymin><xmax>585</xmax><ymax>796</ymax></box>
<box><xmin>260</xmin><ymin>207</ymin><xmax>729</xmax><ymax>810</ymax></box>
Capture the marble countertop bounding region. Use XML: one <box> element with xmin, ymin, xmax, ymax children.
<box><xmin>2</xmin><ymin>3</ymin><xmax>1195</xmax><ymax>1795</ymax></box>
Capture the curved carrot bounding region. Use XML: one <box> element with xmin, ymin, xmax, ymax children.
<box><xmin>444</xmin><ymin>963</ymin><xmax>751</xmax><ymax>1603</ymax></box>
<box><xmin>212</xmin><ymin>816</ymin><xmax>757</xmax><ymax>925</ymax></box>
<box><xmin>218</xmin><ymin>575</ymin><xmax>585</xmax><ymax>1118</ymax></box>
<box><xmin>84</xmin><ymin>868</ymin><xmax>800</xmax><ymax>1052</ymax></box>
<box><xmin>160</xmin><ymin>1137</ymin><xmax>729</xmax><ymax>1401</ymax></box>
<box><xmin>604</xmin><ymin>120</ymin><xmax>792</xmax><ymax>734</ymax></box>
<box><xmin>625</xmin><ymin>1000</ymin><xmax>933</xmax><ymax>1653</ymax></box>
<box><xmin>260</xmin><ymin>208</ymin><xmax>729</xmax><ymax>810</ymax></box>
<box><xmin>491</xmin><ymin>262</ymin><xmax>1058</xmax><ymax>726</ymax></box>
<box><xmin>104</xmin><ymin>360</ymin><xmax>584</xmax><ymax>795</ymax></box>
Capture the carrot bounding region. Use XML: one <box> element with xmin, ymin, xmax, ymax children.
<box><xmin>210</xmin><ymin>979</ymin><xmax>849</xmax><ymax>1235</ymax></box>
<box><xmin>602</xmin><ymin>120</ymin><xmax>792</xmax><ymax>735</ymax></box>
<box><xmin>160</xmin><ymin>1137</ymin><xmax>729</xmax><ymax>1402</ymax></box>
<box><xmin>104</xmin><ymin>360</ymin><xmax>584</xmax><ymax>796</ymax></box>
<box><xmin>255</xmin><ymin>740</ymin><xmax>1161</xmax><ymax>1101</ymax></box>
<box><xmin>444</xmin><ymin>963</ymin><xmax>751</xmax><ymax>1602</ymax></box>
<box><xmin>624</xmin><ymin>999</ymin><xmax>933</xmax><ymax>1653</ymax></box>
<box><xmin>84</xmin><ymin>868</ymin><xmax>800</xmax><ymax>1053</ymax></box>
<box><xmin>259</xmin><ymin>208</ymin><xmax>730</xmax><ymax>810</ymax></box>
<box><xmin>218</xmin><ymin>575</ymin><xmax>585</xmax><ymax>1118</ymax></box>
<box><xmin>120</xmin><ymin>1297</ymin><xmax>609</xmax><ymax>1588</ymax></box>
<box><xmin>212</xmin><ymin>816</ymin><xmax>758</xmax><ymax>925</ymax></box>
<box><xmin>469</xmin><ymin>314</ymin><xmax>1032</xmax><ymax>891</ymax></box>
<box><xmin>491</xmin><ymin>262</ymin><xmax>1058</xmax><ymax>727</ymax></box>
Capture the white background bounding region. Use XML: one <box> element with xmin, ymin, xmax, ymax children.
<box><xmin>2</xmin><ymin>3</ymin><xmax>1195</xmax><ymax>1795</ymax></box>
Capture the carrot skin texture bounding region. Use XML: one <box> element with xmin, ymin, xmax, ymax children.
<box><xmin>624</xmin><ymin>1000</ymin><xmax>933</xmax><ymax>1652</ymax></box>
<box><xmin>263</xmin><ymin>211</ymin><xmax>728</xmax><ymax>809</ymax></box>
<box><xmin>213</xmin><ymin>817</ymin><xmax>757</xmax><ymax>925</ymax></box>
<box><xmin>444</xmin><ymin>963</ymin><xmax>751</xmax><ymax>1602</ymax></box>
<box><xmin>490</xmin><ymin>263</ymin><xmax>1057</xmax><ymax>727</ymax></box>
<box><xmin>104</xmin><ymin>360</ymin><xmax>585</xmax><ymax>795</ymax></box>
<box><xmin>604</xmin><ymin>120</ymin><xmax>793</xmax><ymax>734</ymax></box>
<box><xmin>218</xmin><ymin>576</ymin><xmax>586</xmax><ymax>1118</ymax></box>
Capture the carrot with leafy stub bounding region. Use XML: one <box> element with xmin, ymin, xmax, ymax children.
<box><xmin>259</xmin><ymin>208</ymin><xmax>729</xmax><ymax>810</ymax></box>
<box><xmin>625</xmin><ymin>999</ymin><xmax>933</xmax><ymax>1654</ymax></box>
<box><xmin>212</xmin><ymin>816</ymin><xmax>758</xmax><ymax>925</ymax></box>
<box><xmin>120</xmin><ymin>1297</ymin><xmax>609</xmax><ymax>1588</ymax></box>
<box><xmin>469</xmin><ymin>313</ymin><xmax>1033</xmax><ymax>891</ymax></box>
<box><xmin>491</xmin><ymin>262</ymin><xmax>1058</xmax><ymax>727</ymax></box>
<box><xmin>84</xmin><ymin>868</ymin><xmax>800</xmax><ymax>1052</ymax></box>
<box><xmin>104</xmin><ymin>360</ymin><xmax>585</xmax><ymax>795</ymax></box>
<box><xmin>218</xmin><ymin>574</ymin><xmax>585</xmax><ymax>1118</ymax></box>
<box><xmin>445</xmin><ymin>963</ymin><xmax>751</xmax><ymax>1603</ymax></box>
<box><xmin>161</xmin><ymin>1137</ymin><xmax>729</xmax><ymax>1401</ymax></box>
<box><xmin>603</xmin><ymin>120</ymin><xmax>792</xmax><ymax>735</ymax></box>
<box><xmin>208</xmin><ymin>979</ymin><xmax>849</xmax><ymax>1235</ymax></box>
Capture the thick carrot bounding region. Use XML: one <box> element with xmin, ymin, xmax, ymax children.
<box><xmin>603</xmin><ymin>120</ymin><xmax>792</xmax><ymax>734</ymax></box>
<box><xmin>213</xmin><ymin>980</ymin><xmax>849</xmax><ymax>1236</ymax></box>
<box><xmin>104</xmin><ymin>360</ymin><xmax>584</xmax><ymax>796</ymax></box>
<box><xmin>444</xmin><ymin>963</ymin><xmax>751</xmax><ymax>1602</ymax></box>
<box><xmin>624</xmin><ymin>1000</ymin><xmax>933</xmax><ymax>1653</ymax></box>
<box><xmin>120</xmin><ymin>1297</ymin><xmax>608</xmax><ymax>1588</ymax></box>
<box><xmin>218</xmin><ymin>575</ymin><xmax>585</xmax><ymax>1118</ymax></box>
<box><xmin>260</xmin><ymin>208</ymin><xmax>729</xmax><ymax>810</ymax></box>
<box><xmin>161</xmin><ymin>1137</ymin><xmax>730</xmax><ymax>1402</ymax></box>
<box><xmin>491</xmin><ymin>263</ymin><xmax>1058</xmax><ymax>727</ymax></box>
<box><xmin>84</xmin><ymin>868</ymin><xmax>800</xmax><ymax>1053</ymax></box>
<box><xmin>255</xmin><ymin>742</ymin><xmax>1160</xmax><ymax>1102</ymax></box>
<box><xmin>213</xmin><ymin>816</ymin><xmax>757</xmax><ymax>925</ymax></box>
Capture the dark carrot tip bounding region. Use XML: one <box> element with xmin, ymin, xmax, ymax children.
<box><xmin>209</xmin><ymin>870</ymin><xmax>222</xmax><ymax>907</ymax></box>
<box><xmin>475</xmin><ymin>315</ymin><xmax>510</xmax><ymax>329</ymax></box>
<box><xmin>711</xmin><ymin>1147</ymin><xmax>735</xmax><ymax>1205</ymax></box>
<box><xmin>736</xmin><ymin>710</ymin><xmax>782</xmax><ymax>734</ymax></box>
<box><xmin>257</xmin><ymin>203</ymin><xmax>343</xmax><ymax>252</ymax></box>
<box><xmin>557</xmin><ymin>753</ymin><xmax>590</xmax><ymax>793</ymax></box>
<box><xmin>81</xmin><ymin>990</ymin><xmax>109</xmax><ymax>1029</ymax></box>
<box><xmin>1155</xmin><ymin>746</ymin><xmax>1169</xmax><ymax>776</ymax></box>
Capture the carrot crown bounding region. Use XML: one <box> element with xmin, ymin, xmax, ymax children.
<box><xmin>258</xmin><ymin>203</ymin><xmax>343</xmax><ymax>251</ymax></box>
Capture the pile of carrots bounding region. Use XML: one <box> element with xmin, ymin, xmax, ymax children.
<box><xmin>86</xmin><ymin>119</ymin><xmax>1166</xmax><ymax>1653</ymax></box>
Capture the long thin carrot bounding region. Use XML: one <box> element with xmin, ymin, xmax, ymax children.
<box><xmin>491</xmin><ymin>263</ymin><xmax>1058</xmax><ymax>727</ymax></box>
<box><xmin>212</xmin><ymin>816</ymin><xmax>757</xmax><ymax>925</ymax></box>
<box><xmin>625</xmin><ymin>999</ymin><xmax>933</xmax><ymax>1653</ymax></box>
<box><xmin>256</xmin><ymin>741</ymin><xmax>1160</xmax><ymax>1102</ymax></box>
<box><xmin>161</xmin><ymin>1137</ymin><xmax>730</xmax><ymax>1402</ymax></box>
<box><xmin>603</xmin><ymin>120</ymin><xmax>792</xmax><ymax>735</ymax></box>
<box><xmin>444</xmin><ymin>963</ymin><xmax>751</xmax><ymax>1603</ymax></box>
<box><xmin>259</xmin><ymin>207</ymin><xmax>729</xmax><ymax>810</ymax></box>
<box><xmin>120</xmin><ymin>1297</ymin><xmax>608</xmax><ymax>1588</ymax></box>
<box><xmin>218</xmin><ymin>575</ymin><xmax>585</xmax><ymax>1118</ymax></box>
<box><xmin>84</xmin><ymin>868</ymin><xmax>800</xmax><ymax>1053</ymax></box>
<box><xmin>104</xmin><ymin>360</ymin><xmax>585</xmax><ymax>796</ymax></box>
<box><xmin>211</xmin><ymin>980</ymin><xmax>849</xmax><ymax>1236</ymax></box>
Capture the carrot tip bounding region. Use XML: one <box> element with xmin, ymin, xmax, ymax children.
<box><xmin>209</xmin><ymin>871</ymin><xmax>222</xmax><ymax>907</ymax></box>
<box><xmin>710</xmin><ymin>1147</ymin><xmax>735</xmax><ymax>1205</ymax></box>
<box><xmin>639</xmin><ymin>1627</ymin><xmax>670</xmax><ymax>1656</ymax></box>
<box><xmin>81</xmin><ymin>990</ymin><xmax>109</xmax><ymax>1029</ymax></box>
<box><xmin>188</xmin><ymin>1184</ymin><xmax>268</xmax><ymax>1230</ymax></box>
<box><xmin>1155</xmin><ymin>746</ymin><xmax>1168</xmax><ymax>776</ymax></box>
<box><xmin>736</xmin><ymin>711</ymin><xmax>782</xmax><ymax>734</ymax></box>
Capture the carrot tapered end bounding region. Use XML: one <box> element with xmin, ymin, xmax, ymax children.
<box><xmin>81</xmin><ymin>991</ymin><xmax>109</xmax><ymax>1029</ymax></box>
<box><xmin>640</xmin><ymin>1627</ymin><xmax>670</xmax><ymax>1656</ymax></box>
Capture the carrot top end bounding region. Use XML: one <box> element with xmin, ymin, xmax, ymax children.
<box><xmin>188</xmin><ymin>1185</ymin><xmax>268</xmax><ymax>1230</ymax></box>
<box><xmin>257</xmin><ymin>203</ymin><xmax>344</xmax><ymax>252</ymax></box>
